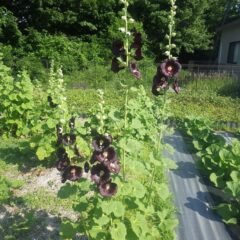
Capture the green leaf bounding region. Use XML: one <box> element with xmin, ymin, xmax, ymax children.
<box><xmin>76</xmin><ymin>137</ymin><xmax>91</xmax><ymax>157</ymax></box>
<box><xmin>131</xmin><ymin>180</ymin><xmax>146</xmax><ymax>199</ymax></box>
<box><xmin>216</xmin><ymin>203</ymin><xmax>238</xmax><ymax>224</ymax></box>
<box><xmin>60</xmin><ymin>221</ymin><xmax>77</xmax><ymax>239</ymax></box>
<box><xmin>131</xmin><ymin>213</ymin><xmax>149</xmax><ymax>237</ymax></box>
<box><xmin>93</xmin><ymin>215</ymin><xmax>110</xmax><ymax>226</ymax></box>
<box><xmin>158</xmin><ymin>183</ymin><xmax>170</xmax><ymax>201</ymax></box>
<box><xmin>110</xmin><ymin>221</ymin><xmax>127</xmax><ymax>240</ymax></box>
<box><xmin>100</xmin><ymin>201</ymin><xmax>125</xmax><ymax>218</ymax></box>
<box><xmin>36</xmin><ymin>147</ymin><xmax>48</xmax><ymax>160</ymax></box>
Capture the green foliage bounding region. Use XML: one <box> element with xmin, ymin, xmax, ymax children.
<box><xmin>59</xmin><ymin>85</ymin><xmax>177</xmax><ymax>240</ymax></box>
<box><xmin>181</xmin><ymin>118</ymin><xmax>240</xmax><ymax>224</ymax></box>
<box><xmin>0</xmin><ymin>7</ymin><xmax>22</xmax><ymax>45</ymax></box>
<box><xmin>0</xmin><ymin>176</ymin><xmax>24</xmax><ymax>203</ymax></box>
<box><xmin>30</xmin><ymin>63</ymin><xmax>70</xmax><ymax>160</ymax></box>
<box><xmin>0</xmin><ymin>55</ymin><xmax>35</xmax><ymax>136</ymax></box>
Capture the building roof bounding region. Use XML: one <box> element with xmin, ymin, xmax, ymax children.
<box><xmin>217</xmin><ymin>18</ymin><xmax>240</xmax><ymax>32</ymax></box>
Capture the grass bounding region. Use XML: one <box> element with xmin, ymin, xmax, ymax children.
<box><xmin>65</xmin><ymin>63</ymin><xmax>240</xmax><ymax>128</ymax></box>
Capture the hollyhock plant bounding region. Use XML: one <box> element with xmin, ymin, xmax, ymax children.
<box><xmin>62</xmin><ymin>166</ymin><xmax>83</xmax><ymax>183</ymax></box>
<box><xmin>99</xmin><ymin>180</ymin><xmax>117</xmax><ymax>197</ymax></box>
<box><xmin>91</xmin><ymin>163</ymin><xmax>110</xmax><ymax>185</ymax></box>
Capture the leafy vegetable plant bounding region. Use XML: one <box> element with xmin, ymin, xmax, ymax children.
<box><xmin>181</xmin><ymin>118</ymin><xmax>240</xmax><ymax>224</ymax></box>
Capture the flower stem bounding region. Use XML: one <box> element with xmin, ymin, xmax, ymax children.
<box><xmin>122</xmin><ymin>87</ymin><xmax>129</xmax><ymax>180</ymax></box>
<box><xmin>124</xmin><ymin>0</ymin><xmax>129</xmax><ymax>66</ymax></box>
<box><xmin>148</xmin><ymin>91</ymin><xmax>168</xmax><ymax>202</ymax></box>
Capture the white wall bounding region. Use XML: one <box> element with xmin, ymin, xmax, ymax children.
<box><xmin>218</xmin><ymin>24</ymin><xmax>240</xmax><ymax>64</ymax></box>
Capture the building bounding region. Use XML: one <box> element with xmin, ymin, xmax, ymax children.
<box><xmin>217</xmin><ymin>18</ymin><xmax>240</xmax><ymax>65</ymax></box>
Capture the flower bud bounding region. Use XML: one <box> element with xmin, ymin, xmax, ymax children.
<box><xmin>121</xmin><ymin>16</ymin><xmax>127</xmax><ymax>20</ymax></box>
<box><xmin>118</xmin><ymin>27</ymin><xmax>125</xmax><ymax>33</ymax></box>
<box><xmin>164</xmin><ymin>51</ymin><xmax>170</xmax><ymax>56</ymax></box>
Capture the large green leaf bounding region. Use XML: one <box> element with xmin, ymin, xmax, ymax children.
<box><xmin>110</xmin><ymin>221</ymin><xmax>127</xmax><ymax>240</ymax></box>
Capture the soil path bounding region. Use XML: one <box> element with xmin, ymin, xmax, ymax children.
<box><xmin>164</xmin><ymin>131</ymin><xmax>232</xmax><ymax>240</ymax></box>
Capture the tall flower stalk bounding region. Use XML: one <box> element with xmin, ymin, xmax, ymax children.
<box><xmin>165</xmin><ymin>0</ymin><xmax>177</xmax><ymax>59</ymax></box>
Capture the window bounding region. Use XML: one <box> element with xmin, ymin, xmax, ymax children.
<box><xmin>227</xmin><ymin>41</ymin><xmax>240</xmax><ymax>64</ymax></box>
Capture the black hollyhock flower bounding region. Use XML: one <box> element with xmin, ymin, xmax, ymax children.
<box><xmin>91</xmin><ymin>163</ymin><xmax>110</xmax><ymax>185</ymax></box>
<box><xmin>112</xmin><ymin>40</ymin><xmax>125</xmax><ymax>57</ymax></box>
<box><xmin>173</xmin><ymin>80</ymin><xmax>180</xmax><ymax>94</ymax></box>
<box><xmin>62</xmin><ymin>134</ymin><xmax>76</xmax><ymax>146</ymax></box>
<box><xmin>56</xmin><ymin>157</ymin><xmax>70</xmax><ymax>172</ymax></box>
<box><xmin>130</xmin><ymin>63</ymin><xmax>141</xmax><ymax>79</ymax></box>
<box><xmin>62</xmin><ymin>166</ymin><xmax>83</xmax><ymax>183</ymax></box>
<box><xmin>134</xmin><ymin>48</ymin><xmax>143</xmax><ymax>61</ymax></box>
<box><xmin>106</xmin><ymin>160</ymin><xmax>121</xmax><ymax>174</ymax></box>
<box><xmin>56</xmin><ymin>124</ymin><xmax>63</xmax><ymax>145</ymax></box>
<box><xmin>47</xmin><ymin>96</ymin><xmax>58</xmax><ymax>108</ymax></box>
<box><xmin>92</xmin><ymin>135</ymin><xmax>112</xmax><ymax>152</ymax></box>
<box><xmin>57</xmin><ymin>147</ymin><xmax>69</xmax><ymax>161</ymax></box>
<box><xmin>111</xmin><ymin>57</ymin><xmax>125</xmax><ymax>73</ymax></box>
<box><xmin>84</xmin><ymin>162</ymin><xmax>90</xmax><ymax>173</ymax></box>
<box><xmin>69</xmin><ymin>117</ymin><xmax>75</xmax><ymax>129</ymax></box>
<box><xmin>111</xmin><ymin>40</ymin><xmax>127</xmax><ymax>73</ymax></box>
<box><xmin>92</xmin><ymin>147</ymin><xmax>116</xmax><ymax>164</ymax></box>
<box><xmin>99</xmin><ymin>180</ymin><xmax>117</xmax><ymax>197</ymax></box>
<box><xmin>151</xmin><ymin>74</ymin><xmax>168</xmax><ymax>96</ymax></box>
<box><xmin>131</xmin><ymin>29</ymin><xmax>143</xmax><ymax>60</ymax></box>
<box><xmin>160</xmin><ymin>59</ymin><xmax>181</xmax><ymax>77</ymax></box>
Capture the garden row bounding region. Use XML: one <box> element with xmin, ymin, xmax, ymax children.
<box><xmin>180</xmin><ymin>118</ymin><xmax>240</xmax><ymax>225</ymax></box>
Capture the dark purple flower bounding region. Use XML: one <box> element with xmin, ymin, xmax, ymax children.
<box><xmin>47</xmin><ymin>96</ymin><xmax>58</xmax><ymax>108</ymax></box>
<box><xmin>92</xmin><ymin>147</ymin><xmax>116</xmax><ymax>163</ymax></box>
<box><xmin>99</xmin><ymin>180</ymin><xmax>117</xmax><ymax>197</ymax></box>
<box><xmin>62</xmin><ymin>166</ymin><xmax>83</xmax><ymax>183</ymax></box>
<box><xmin>56</xmin><ymin>158</ymin><xmax>70</xmax><ymax>172</ymax></box>
<box><xmin>151</xmin><ymin>74</ymin><xmax>168</xmax><ymax>96</ymax></box>
<box><xmin>130</xmin><ymin>63</ymin><xmax>141</xmax><ymax>79</ymax></box>
<box><xmin>57</xmin><ymin>147</ymin><xmax>69</xmax><ymax>161</ymax></box>
<box><xmin>159</xmin><ymin>59</ymin><xmax>181</xmax><ymax>77</ymax></box>
<box><xmin>91</xmin><ymin>163</ymin><xmax>110</xmax><ymax>185</ymax></box>
<box><xmin>56</xmin><ymin>124</ymin><xmax>63</xmax><ymax>145</ymax></box>
<box><xmin>131</xmin><ymin>29</ymin><xmax>143</xmax><ymax>60</ymax></box>
<box><xmin>84</xmin><ymin>162</ymin><xmax>90</xmax><ymax>173</ymax></box>
<box><xmin>69</xmin><ymin>117</ymin><xmax>75</xmax><ymax>129</ymax></box>
<box><xmin>62</xmin><ymin>134</ymin><xmax>76</xmax><ymax>146</ymax></box>
<box><xmin>173</xmin><ymin>80</ymin><xmax>180</xmax><ymax>94</ymax></box>
<box><xmin>92</xmin><ymin>135</ymin><xmax>112</xmax><ymax>152</ymax></box>
<box><xmin>134</xmin><ymin>48</ymin><xmax>143</xmax><ymax>61</ymax></box>
<box><xmin>106</xmin><ymin>160</ymin><xmax>121</xmax><ymax>174</ymax></box>
<box><xmin>111</xmin><ymin>58</ymin><xmax>125</xmax><ymax>73</ymax></box>
<box><xmin>112</xmin><ymin>40</ymin><xmax>125</xmax><ymax>57</ymax></box>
